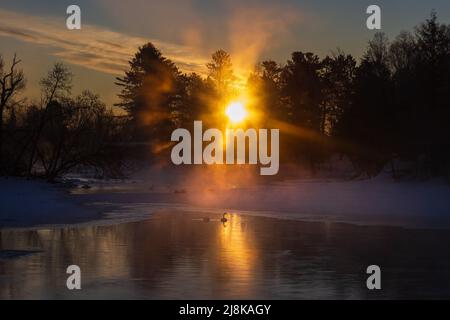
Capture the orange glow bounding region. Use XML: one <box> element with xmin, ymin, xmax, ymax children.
<box><xmin>218</xmin><ymin>214</ymin><xmax>256</xmax><ymax>295</ymax></box>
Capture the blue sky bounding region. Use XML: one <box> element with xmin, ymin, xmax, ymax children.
<box><xmin>0</xmin><ymin>0</ymin><xmax>449</xmax><ymax>107</ymax></box>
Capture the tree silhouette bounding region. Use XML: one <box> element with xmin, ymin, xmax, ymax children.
<box><xmin>414</xmin><ymin>12</ymin><xmax>450</xmax><ymax>175</ymax></box>
<box><xmin>280</xmin><ymin>52</ymin><xmax>323</xmax><ymax>130</ymax></box>
<box><xmin>247</xmin><ymin>60</ymin><xmax>282</xmax><ymax>125</ymax></box>
<box><xmin>37</xmin><ymin>91</ymin><xmax>120</xmax><ymax>180</ymax></box>
<box><xmin>2</xmin><ymin>12</ymin><xmax>449</xmax><ymax>179</ymax></box>
<box><xmin>206</xmin><ymin>49</ymin><xmax>235</xmax><ymax>99</ymax></box>
<box><xmin>177</xmin><ymin>73</ymin><xmax>215</xmax><ymax>128</ymax></box>
<box><xmin>321</xmin><ymin>51</ymin><xmax>356</xmax><ymax>136</ymax></box>
<box><xmin>0</xmin><ymin>54</ymin><xmax>25</xmax><ymax>172</ymax></box>
<box><xmin>25</xmin><ymin>63</ymin><xmax>73</xmax><ymax>175</ymax></box>
<box><xmin>339</xmin><ymin>33</ymin><xmax>395</xmax><ymax>175</ymax></box>
<box><xmin>115</xmin><ymin>43</ymin><xmax>181</xmax><ymax>142</ymax></box>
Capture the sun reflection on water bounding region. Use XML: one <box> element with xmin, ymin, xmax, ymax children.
<box><xmin>217</xmin><ymin>214</ymin><xmax>257</xmax><ymax>295</ymax></box>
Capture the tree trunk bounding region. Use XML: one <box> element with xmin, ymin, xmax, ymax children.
<box><xmin>0</xmin><ymin>105</ymin><xmax>3</xmax><ymax>172</ymax></box>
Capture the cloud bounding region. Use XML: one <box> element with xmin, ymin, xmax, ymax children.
<box><xmin>0</xmin><ymin>8</ymin><xmax>209</xmax><ymax>75</ymax></box>
<box><xmin>227</xmin><ymin>3</ymin><xmax>302</xmax><ymax>81</ymax></box>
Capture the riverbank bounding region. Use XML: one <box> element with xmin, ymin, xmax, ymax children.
<box><xmin>2</xmin><ymin>168</ymin><xmax>450</xmax><ymax>229</ymax></box>
<box><xmin>0</xmin><ymin>177</ymin><xmax>101</xmax><ymax>228</ymax></box>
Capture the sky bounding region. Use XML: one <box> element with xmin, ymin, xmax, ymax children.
<box><xmin>0</xmin><ymin>0</ymin><xmax>449</xmax><ymax>108</ymax></box>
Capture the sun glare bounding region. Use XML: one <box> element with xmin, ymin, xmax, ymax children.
<box><xmin>225</xmin><ymin>101</ymin><xmax>247</xmax><ymax>123</ymax></box>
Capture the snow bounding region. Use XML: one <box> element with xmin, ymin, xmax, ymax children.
<box><xmin>185</xmin><ymin>175</ymin><xmax>450</xmax><ymax>228</ymax></box>
<box><xmin>0</xmin><ymin>177</ymin><xmax>101</xmax><ymax>228</ymax></box>
<box><xmin>117</xmin><ymin>165</ymin><xmax>450</xmax><ymax>228</ymax></box>
<box><xmin>2</xmin><ymin>164</ymin><xmax>450</xmax><ymax>229</ymax></box>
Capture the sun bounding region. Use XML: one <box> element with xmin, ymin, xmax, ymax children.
<box><xmin>225</xmin><ymin>101</ymin><xmax>247</xmax><ymax>123</ymax></box>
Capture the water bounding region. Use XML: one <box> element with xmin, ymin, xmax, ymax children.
<box><xmin>1</xmin><ymin>211</ymin><xmax>450</xmax><ymax>299</ymax></box>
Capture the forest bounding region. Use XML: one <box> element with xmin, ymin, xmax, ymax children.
<box><xmin>0</xmin><ymin>12</ymin><xmax>449</xmax><ymax>180</ymax></box>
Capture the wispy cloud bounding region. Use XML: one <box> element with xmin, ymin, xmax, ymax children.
<box><xmin>227</xmin><ymin>4</ymin><xmax>302</xmax><ymax>80</ymax></box>
<box><xmin>0</xmin><ymin>8</ymin><xmax>209</xmax><ymax>75</ymax></box>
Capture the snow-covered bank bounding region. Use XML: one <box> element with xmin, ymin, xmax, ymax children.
<box><xmin>3</xmin><ymin>164</ymin><xmax>450</xmax><ymax>229</ymax></box>
<box><xmin>0</xmin><ymin>177</ymin><xmax>101</xmax><ymax>228</ymax></box>
<box><xmin>185</xmin><ymin>175</ymin><xmax>450</xmax><ymax>228</ymax></box>
<box><xmin>64</xmin><ymin>164</ymin><xmax>450</xmax><ymax>228</ymax></box>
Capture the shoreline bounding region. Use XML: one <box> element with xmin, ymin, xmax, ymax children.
<box><xmin>0</xmin><ymin>177</ymin><xmax>102</xmax><ymax>229</ymax></box>
<box><xmin>2</xmin><ymin>203</ymin><xmax>450</xmax><ymax>232</ymax></box>
<box><xmin>2</xmin><ymin>173</ymin><xmax>450</xmax><ymax>230</ymax></box>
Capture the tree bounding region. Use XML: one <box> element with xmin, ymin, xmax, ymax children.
<box><xmin>176</xmin><ymin>73</ymin><xmax>215</xmax><ymax>128</ymax></box>
<box><xmin>280</xmin><ymin>52</ymin><xmax>323</xmax><ymax>130</ymax></box>
<box><xmin>247</xmin><ymin>60</ymin><xmax>282</xmax><ymax>124</ymax></box>
<box><xmin>321</xmin><ymin>51</ymin><xmax>356</xmax><ymax>136</ymax></box>
<box><xmin>24</xmin><ymin>62</ymin><xmax>73</xmax><ymax>175</ymax></box>
<box><xmin>339</xmin><ymin>33</ymin><xmax>394</xmax><ymax>175</ymax></box>
<box><xmin>413</xmin><ymin>12</ymin><xmax>450</xmax><ymax>175</ymax></box>
<box><xmin>279</xmin><ymin>52</ymin><xmax>327</xmax><ymax>168</ymax></box>
<box><xmin>36</xmin><ymin>91</ymin><xmax>121</xmax><ymax>180</ymax></box>
<box><xmin>40</xmin><ymin>62</ymin><xmax>72</xmax><ymax>105</ymax></box>
<box><xmin>0</xmin><ymin>54</ymin><xmax>25</xmax><ymax>171</ymax></box>
<box><xmin>115</xmin><ymin>43</ymin><xmax>181</xmax><ymax>141</ymax></box>
<box><xmin>388</xmin><ymin>31</ymin><xmax>420</xmax><ymax>167</ymax></box>
<box><xmin>206</xmin><ymin>49</ymin><xmax>235</xmax><ymax>99</ymax></box>
<box><xmin>389</xmin><ymin>31</ymin><xmax>417</xmax><ymax>73</ymax></box>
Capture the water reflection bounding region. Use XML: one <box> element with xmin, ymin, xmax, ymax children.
<box><xmin>215</xmin><ymin>215</ymin><xmax>257</xmax><ymax>297</ymax></box>
<box><xmin>1</xmin><ymin>212</ymin><xmax>450</xmax><ymax>299</ymax></box>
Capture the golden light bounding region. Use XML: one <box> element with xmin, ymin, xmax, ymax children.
<box><xmin>225</xmin><ymin>101</ymin><xmax>247</xmax><ymax>123</ymax></box>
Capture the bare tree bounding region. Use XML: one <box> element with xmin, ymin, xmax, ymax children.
<box><xmin>40</xmin><ymin>62</ymin><xmax>72</xmax><ymax>105</ymax></box>
<box><xmin>26</xmin><ymin>62</ymin><xmax>72</xmax><ymax>175</ymax></box>
<box><xmin>0</xmin><ymin>54</ymin><xmax>25</xmax><ymax>168</ymax></box>
<box><xmin>37</xmin><ymin>90</ymin><xmax>120</xmax><ymax>180</ymax></box>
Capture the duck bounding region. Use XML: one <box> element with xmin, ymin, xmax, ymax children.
<box><xmin>220</xmin><ymin>212</ymin><xmax>228</xmax><ymax>223</ymax></box>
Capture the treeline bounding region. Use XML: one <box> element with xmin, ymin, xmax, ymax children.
<box><xmin>0</xmin><ymin>61</ymin><xmax>127</xmax><ymax>180</ymax></box>
<box><xmin>115</xmin><ymin>12</ymin><xmax>450</xmax><ymax>178</ymax></box>
<box><xmin>1</xmin><ymin>13</ymin><xmax>449</xmax><ymax>180</ymax></box>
